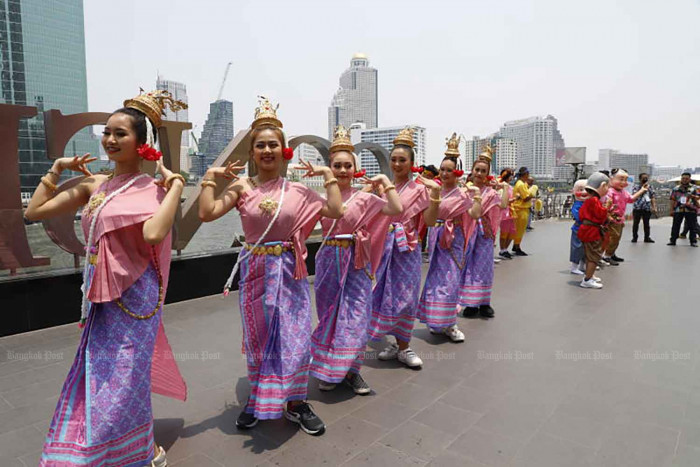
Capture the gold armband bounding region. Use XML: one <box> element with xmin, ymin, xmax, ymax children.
<box><xmin>41</xmin><ymin>176</ymin><xmax>57</xmax><ymax>192</ymax></box>
<box><xmin>430</xmin><ymin>197</ymin><xmax>441</xmax><ymax>203</ymax></box>
<box><xmin>201</xmin><ymin>181</ymin><xmax>217</xmax><ymax>188</ymax></box>
<box><xmin>324</xmin><ymin>178</ymin><xmax>338</xmax><ymax>188</ymax></box>
<box><xmin>384</xmin><ymin>184</ymin><xmax>396</xmax><ymax>191</ymax></box>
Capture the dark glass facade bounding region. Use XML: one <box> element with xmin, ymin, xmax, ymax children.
<box><xmin>0</xmin><ymin>0</ymin><xmax>98</xmax><ymax>193</ymax></box>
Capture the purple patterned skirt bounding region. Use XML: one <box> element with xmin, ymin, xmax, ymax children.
<box><xmin>459</xmin><ymin>227</ymin><xmax>494</xmax><ymax>307</ymax></box>
<box><xmin>40</xmin><ymin>265</ymin><xmax>161</xmax><ymax>466</ymax></box>
<box><xmin>418</xmin><ymin>225</ymin><xmax>467</xmax><ymax>330</ymax></box>
<box><xmin>238</xmin><ymin>247</ymin><xmax>312</xmax><ymax>420</ymax></box>
<box><xmin>368</xmin><ymin>230</ymin><xmax>422</xmax><ymax>343</ymax></box>
<box><xmin>310</xmin><ymin>243</ymin><xmax>372</xmax><ymax>383</ymax></box>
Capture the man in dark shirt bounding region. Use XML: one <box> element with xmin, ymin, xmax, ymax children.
<box><xmin>668</xmin><ymin>173</ymin><xmax>698</xmax><ymax>247</ymax></box>
<box><xmin>631</xmin><ymin>173</ymin><xmax>656</xmax><ymax>243</ymax></box>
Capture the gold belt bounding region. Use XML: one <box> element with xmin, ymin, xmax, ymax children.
<box><xmin>388</xmin><ymin>225</ymin><xmax>395</xmax><ymax>232</ymax></box>
<box><xmin>88</xmin><ymin>254</ymin><xmax>98</xmax><ymax>265</ymax></box>
<box><xmin>325</xmin><ymin>238</ymin><xmax>354</xmax><ymax>248</ymax></box>
<box><xmin>244</xmin><ymin>243</ymin><xmax>292</xmax><ymax>256</ymax></box>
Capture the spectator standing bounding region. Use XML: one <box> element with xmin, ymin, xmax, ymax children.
<box><xmin>631</xmin><ymin>173</ymin><xmax>657</xmax><ymax>243</ymax></box>
<box><xmin>668</xmin><ymin>172</ymin><xmax>699</xmax><ymax>247</ymax></box>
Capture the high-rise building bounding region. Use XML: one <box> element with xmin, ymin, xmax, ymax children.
<box><xmin>1</xmin><ymin>0</ymin><xmax>98</xmax><ymax>193</ymax></box>
<box><xmin>156</xmin><ymin>75</ymin><xmax>190</xmax><ymax>172</ymax></box>
<box><xmin>650</xmin><ymin>164</ymin><xmax>682</xmax><ymax>182</ymax></box>
<box><xmin>351</xmin><ymin>125</ymin><xmax>426</xmax><ymax>177</ymax></box>
<box><xmin>464</xmin><ymin>134</ymin><xmax>518</xmax><ymax>173</ymax></box>
<box><xmin>498</xmin><ymin>115</ymin><xmax>565</xmax><ymax>180</ymax></box>
<box><xmin>198</xmin><ymin>99</ymin><xmax>233</xmax><ymax>170</ymax></box>
<box><xmin>328</xmin><ymin>53</ymin><xmax>378</xmax><ymax>138</ymax></box>
<box><xmin>597</xmin><ymin>149</ymin><xmax>648</xmax><ymax>179</ymax></box>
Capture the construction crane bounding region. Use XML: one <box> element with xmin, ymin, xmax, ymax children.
<box><xmin>216</xmin><ymin>62</ymin><xmax>233</xmax><ymax>101</ymax></box>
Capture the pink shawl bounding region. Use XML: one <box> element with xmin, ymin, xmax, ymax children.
<box><xmin>367</xmin><ymin>179</ymin><xmax>430</xmax><ymax>274</ymax></box>
<box><xmin>462</xmin><ymin>185</ymin><xmax>502</xmax><ymax>242</ymax></box>
<box><xmin>81</xmin><ymin>173</ymin><xmax>186</xmax><ymax>401</ymax></box>
<box><xmin>320</xmin><ymin>189</ymin><xmax>387</xmax><ymax>269</ymax></box>
<box><xmin>237</xmin><ymin>177</ymin><xmax>324</xmax><ymax>279</ymax></box>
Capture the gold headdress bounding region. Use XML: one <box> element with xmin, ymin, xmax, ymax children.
<box><xmin>330</xmin><ymin>125</ymin><xmax>354</xmax><ymax>154</ymax></box>
<box><xmin>252</xmin><ymin>95</ymin><xmax>283</xmax><ymax>129</ymax></box>
<box><xmin>123</xmin><ymin>88</ymin><xmax>187</xmax><ymax>128</ymax></box>
<box><xmin>479</xmin><ymin>144</ymin><xmax>494</xmax><ymax>163</ymax></box>
<box><xmin>444</xmin><ymin>132</ymin><xmax>461</xmax><ymax>157</ymax></box>
<box><xmin>393</xmin><ymin>126</ymin><xmax>416</xmax><ymax>148</ymax></box>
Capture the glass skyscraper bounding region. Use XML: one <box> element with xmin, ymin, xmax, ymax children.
<box><xmin>0</xmin><ymin>0</ymin><xmax>97</xmax><ymax>193</ymax></box>
<box><xmin>156</xmin><ymin>75</ymin><xmax>190</xmax><ymax>172</ymax></box>
<box><xmin>328</xmin><ymin>53</ymin><xmax>378</xmax><ymax>138</ymax></box>
<box><xmin>194</xmin><ymin>99</ymin><xmax>233</xmax><ymax>177</ymax></box>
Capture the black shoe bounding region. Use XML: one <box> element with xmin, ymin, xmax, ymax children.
<box><xmin>344</xmin><ymin>373</ymin><xmax>371</xmax><ymax>395</ymax></box>
<box><xmin>611</xmin><ymin>255</ymin><xmax>624</xmax><ymax>262</ymax></box>
<box><xmin>285</xmin><ymin>402</ymin><xmax>325</xmax><ymax>435</ymax></box>
<box><xmin>479</xmin><ymin>305</ymin><xmax>495</xmax><ymax>318</ymax></box>
<box><xmin>692</xmin><ymin>243</ymin><xmax>698</xmax><ymax>248</ymax></box>
<box><xmin>526</xmin><ymin>227</ymin><xmax>534</xmax><ymax>231</ymax></box>
<box><xmin>236</xmin><ymin>408</ymin><xmax>258</xmax><ymax>429</ymax></box>
<box><xmin>512</xmin><ymin>248</ymin><xmax>528</xmax><ymax>256</ymax></box>
<box><xmin>644</xmin><ymin>238</ymin><xmax>655</xmax><ymax>243</ymax></box>
<box><xmin>667</xmin><ymin>242</ymin><xmax>676</xmax><ymax>246</ymax></box>
<box><xmin>631</xmin><ymin>238</ymin><xmax>637</xmax><ymax>243</ymax></box>
<box><xmin>602</xmin><ymin>257</ymin><xmax>619</xmax><ymax>266</ymax></box>
<box><xmin>461</xmin><ymin>307</ymin><xmax>480</xmax><ymax>318</ymax></box>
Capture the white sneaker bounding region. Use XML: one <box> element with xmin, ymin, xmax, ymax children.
<box><xmin>591</xmin><ymin>275</ymin><xmax>602</xmax><ymax>283</ymax></box>
<box><xmin>599</xmin><ymin>259</ymin><xmax>610</xmax><ymax>267</ymax></box>
<box><xmin>494</xmin><ymin>257</ymin><xmax>502</xmax><ymax>264</ymax></box>
<box><xmin>318</xmin><ymin>380</ymin><xmax>336</xmax><ymax>391</ymax></box>
<box><xmin>378</xmin><ymin>343</ymin><xmax>399</xmax><ymax>360</ymax></box>
<box><xmin>570</xmin><ymin>266</ymin><xmax>585</xmax><ymax>275</ymax></box>
<box><xmin>151</xmin><ymin>446</ymin><xmax>167</xmax><ymax>467</ymax></box>
<box><xmin>444</xmin><ymin>325</ymin><xmax>465</xmax><ymax>342</ymax></box>
<box><xmin>397</xmin><ymin>348</ymin><xmax>423</xmax><ymax>367</ymax></box>
<box><xmin>580</xmin><ymin>278</ymin><xmax>603</xmax><ymax>289</ymax></box>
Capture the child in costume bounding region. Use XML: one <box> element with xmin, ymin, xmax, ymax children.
<box><xmin>577</xmin><ymin>172</ymin><xmax>612</xmax><ymax>289</ymax></box>
<box><xmin>601</xmin><ymin>169</ymin><xmax>648</xmax><ymax>265</ymax></box>
<box><xmin>569</xmin><ymin>179</ymin><xmax>588</xmax><ymax>275</ymax></box>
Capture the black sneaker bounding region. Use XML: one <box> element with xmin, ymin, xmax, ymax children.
<box><xmin>236</xmin><ymin>407</ymin><xmax>258</xmax><ymax>429</ymax></box>
<box><xmin>631</xmin><ymin>238</ymin><xmax>637</xmax><ymax>243</ymax></box>
<box><xmin>692</xmin><ymin>243</ymin><xmax>698</xmax><ymax>248</ymax></box>
<box><xmin>512</xmin><ymin>248</ymin><xmax>528</xmax><ymax>256</ymax></box>
<box><xmin>644</xmin><ymin>238</ymin><xmax>655</xmax><ymax>243</ymax></box>
<box><xmin>479</xmin><ymin>305</ymin><xmax>495</xmax><ymax>318</ymax></box>
<box><xmin>667</xmin><ymin>242</ymin><xmax>676</xmax><ymax>246</ymax></box>
<box><xmin>344</xmin><ymin>373</ymin><xmax>371</xmax><ymax>395</ymax></box>
<box><xmin>285</xmin><ymin>402</ymin><xmax>325</xmax><ymax>435</ymax></box>
<box><xmin>611</xmin><ymin>255</ymin><xmax>624</xmax><ymax>262</ymax></box>
<box><xmin>603</xmin><ymin>257</ymin><xmax>619</xmax><ymax>266</ymax></box>
<box><xmin>462</xmin><ymin>307</ymin><xmax>480</xmax><ymax>318</ymax></box>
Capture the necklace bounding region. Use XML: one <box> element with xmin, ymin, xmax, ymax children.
<box><xmin>249</xmin><ymin>176</ymin><xmax>280</xmax><ymax>216</ymax></box>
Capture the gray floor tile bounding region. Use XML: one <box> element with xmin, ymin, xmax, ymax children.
<box><xmin>377</xmin><ymin>420</ymin><xmax>453</xmax><ymax>461</ymax></box>
<box><xmin>512</xmin><ymin>432</ymin><xmax>596</xmax><ymax>467</ymax></box>
<box><xmin>344</xmin><ymin>443</ymin><xmax>427</xmax><ymax>466</ymax></box>
<box><xmin>447</xmin><ymin>427</ymin><xmax>523</xmax><ymax>467</ymax></box>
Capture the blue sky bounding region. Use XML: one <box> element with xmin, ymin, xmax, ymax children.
<box><xmin>84</xmin><ymin>0</ymin><xmax>700</xmax><ymax>167</ymax></box>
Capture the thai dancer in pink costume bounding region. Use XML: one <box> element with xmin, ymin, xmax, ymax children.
<box><xmin>26</xmin><ymin>90</ymin><xmax>188</xmax><ymax>467</ymax></box>
<box><xmin>418</xmin><ymin>134</ymin><xmax>482</xmax><ymax>342</ymax></box>
<box><xmin>198</xmin><ymin>97</ymin><xmax>342</xmax><ymax>436</ymax></box>
<box><xmin>460</xmin><ymin>155</ymin><xmax>510</xmax><ymax>320</ymax></box>
<box><xmin>310</xmin><ymin>125</ymin><xmax>402</xmax><ymax>395</ymax></box>
<box><xmin>367</xmin><ymin>127</ymin><xmax>440</xmax><ymax>369</ymax></box>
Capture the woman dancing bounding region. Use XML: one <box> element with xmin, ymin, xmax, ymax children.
<box><xmin>418</xmin><ymin>135</ymin><xmax>482</xmax><ymax>342</ymax></box>
<box><xmin>460</xmin><ymin>157</ymin><xmax>509</xmax><ymax>319</ymax></box>
<box><xmin>198</xmin><ymin>97</ymin><xmax>342</xmax><ymax>435</ymax></box>
<box><xmin>367</xmin><ymin>127</ymin><xmax>439</xmax><ymax>368</ymax></box>
<box><xmin>27</xmin><ymin>90</ymin><xmax>188</xmax><ymax>466</ymax></box>
<box><xmin>310</xmin><ymin>125</ymin><xmax>402</xmax><ymax>395</ymax></box>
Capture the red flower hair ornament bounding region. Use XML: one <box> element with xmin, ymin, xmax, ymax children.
<box><xmin>137</xmin><ymin>144</ymin><xmax>162</xmax><ymax>161</ymax></box>
<box><xmin>453</xmin><ymin>169</ymin><xmax>464</xmax><ymax>177</ymax></box>
<box><xmin>353</xmin><ymin>169</ymin><xmax>367</xmax><ymax>179</ymax></box>
<box><xmin>411</xmin><ymin>166</ymin><xmax>424</xmax><ymax>173</ymax></box>
<box><xmin>283</xmin><ymin>148</ymin><xmax>294</xmax><ymax>160</ymax></box>
<box><xmin>487</xmin><ymin>175</ymin><xmax>494</xmax><ymax>181</ymax></box>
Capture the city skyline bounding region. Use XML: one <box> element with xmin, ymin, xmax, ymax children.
<box><xmin>81</xmin><ymin>0</ymin><xmax>699</xmax><ymax>169</ymax></box>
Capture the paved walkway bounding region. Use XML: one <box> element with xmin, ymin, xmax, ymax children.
<box><xmin>1</xmin><ymin>219</ymin><xmax>699</xmax><ymax>466</ymax></box>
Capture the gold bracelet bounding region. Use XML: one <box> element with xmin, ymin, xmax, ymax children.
<box><xmin>384</xmin><ymin>184</ymin><xmax>396</xmax><ymax>191</ymax></box>
<box><xmin>165</xmin><ymin>173</ymin><xmax>186</xmax><ymax>190</ymax></box>
<box><xmin>430</xmin><ymin>197</ymin><xmax>441</xmax><ymax>203</ymax></box>
<box><xmin>324</xmin><ymin>178</ymin><xmax>338</xmax><ymax>188</ymax></box>
<box><xmin>201</xmin><ymin>180</ymin><xmax>217</xmax><ymax>188</ymax></box>
<box><xmin>46</xmin><ymin>169</ymin><xmax>60</xmax><ymax>178</ymax></box>
<box><xmin>472</xmin><ymin>196</ymin><xmax>482</xmax><ymax>202</ymax></box>
<box><xmin>41</xmin><ymin>176</ymin><xmax>57</xmax><ymax>192</ymax></box>
<box><xmin>201</xmin><ymin>177</ymin><xmax>215</xmax><ymax>182</ymax></box>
